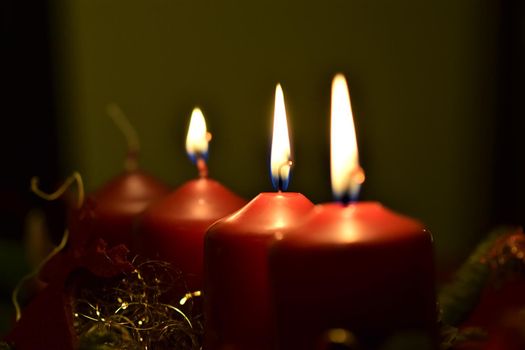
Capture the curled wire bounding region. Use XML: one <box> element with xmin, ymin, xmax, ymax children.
<box><xmin>72</xmin><ymin>259</ymin><xmax>202</xmax><ymax>349</ymax></box>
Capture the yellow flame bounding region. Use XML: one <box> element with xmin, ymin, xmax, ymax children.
<box><xmin>330</xmin><ymin>74</ymin><xmax>365</xmax><ymax>201</ymax></box>
<box><xmin>271</xmin><ymin>84</ymin><xmax>292</xmax><ymax>189</ymax></box>
<box><xmin>185</xmin><ymin>107</ymin><xmax>208</xmax><ymax>158</ymax></box>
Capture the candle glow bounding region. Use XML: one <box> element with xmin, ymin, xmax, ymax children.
<box><xmin>186</xmin><ymin>107</ymin><xmax>209</xmax><ymax>163</ymax></box>
<box><xmin>330</xmin><ymin>74</ymin><xmax>365</xmax><ymax>203</ymax></box>
<box><xmin>270</xmin><ymin>84</ymin><xmax>292</xmax><ymax>191</ymax></box>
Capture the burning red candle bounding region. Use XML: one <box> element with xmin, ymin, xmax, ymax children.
<box><xmin>204</xmin><ymin>84</ymin><xmax>314</xmax><ymax>349</ymax></box>
<box><xmin>269</xmin><ymin>75</ymin><xmax>436</xmax><ymax>349</ymax></box>
<box><xmin>138</xmin><ymin>107</ymin><xmax>246</xmax><ymax>292</ymax></box>
<box><xmin>69</xmin><ymin>104</ymin><xmax>170</xmax><ymax>250</ymax></box>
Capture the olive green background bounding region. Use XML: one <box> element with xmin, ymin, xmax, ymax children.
<box><xmin>50</xmin><ymin>1</ymin><xmax>498</xmax><ymax>265</ymax></box>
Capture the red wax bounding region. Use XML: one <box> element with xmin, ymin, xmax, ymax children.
<box><xmin>69</xmin><ymin>170</ymin><xmax>169</xmax><ymax>249</ymax></box>
<box><xmin>269</xmin><ymin>202</ymin><xmax>436</xmax><ymax>349</ymax></box>
<box><xmin>138</xmin><ymin>178</ymin><xmax>246</xmax><ymax>292</ymax></box>
<box><xmin>204</xmin><ymin>192</ymin><xmax>314</xmax><ymax>350</ymax></box>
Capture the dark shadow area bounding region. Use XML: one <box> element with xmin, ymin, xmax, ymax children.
<box><xmin>492</xmin><ymin>0</ymin><xmax>525</xmax><ymax>227</ymax></box>
<box><xmin>1</xmin><ymin>0</ymin><xmax>62</xmax><ymax>241</ymax></box>
<box><xmin>1</xmin><ymin>0</ymin><xmax>62</xmax><ymax>334</ymax></box>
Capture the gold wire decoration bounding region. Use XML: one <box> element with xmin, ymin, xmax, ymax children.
<box><xmin>30</xmin><ymin>171</ymin><xmax>84</xmax><ymax>209</ymax></box>
<box><xmin>12</xmin><ymin>230</ymin><xmax>69</xmax><ymax>321</ymax></box>
<box><xmin>179</xmin><ymin>291</ymin><xmax>202</xmax><ymax>306</ymax></box>
<box><xmin>72</xmin><ymin>258</ymin><xmax>202</xmax><ymax>349</ymax></box>
<box><xmin>12</xmin><ymin>172</ymin><xmax>85</xmax><ymax>321</ymax></box>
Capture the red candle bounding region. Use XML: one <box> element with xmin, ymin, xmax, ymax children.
<box><xmin>70</xmin><ymin>104</ymin><xmax>170</xmax><ymax>249</ymax></box>
<box><xmin>269</xmin><ymin>75</ymin><xmax>436</xmax><ymax>349</ymax></box>
<box><xmin>80</xmin><ymin>169</ymin><xmax>170</xmax><ymax>248</ymax></box>
<box><xmin>204</xmin><ymin>85</ymin><xmax>314</xmax><ymax>349</ymax></box>
<box><xmin>138</xmin><ymin>107</ymin><xmax>246</xmax><ymax>292</ymax></box>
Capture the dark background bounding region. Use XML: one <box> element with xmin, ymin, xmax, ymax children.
<box><xmin>1</xmin><ymin>0</ymin><xmax>524</xmax><ymax>333</ymax></box>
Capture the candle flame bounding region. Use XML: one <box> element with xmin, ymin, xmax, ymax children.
<box><xmin>186</xmin><ymin>107</ymin><xmax>209</xmax><ymax>164</ymax></box>
<box><xmin>330</xmin><ymin>74</ymin><xmax>365</xmax><ymax>203</ymax></box>
<box><xmin>270</xmin><ymin>84</ymin><xmax>292</xmax><ymax>191</ymax></box>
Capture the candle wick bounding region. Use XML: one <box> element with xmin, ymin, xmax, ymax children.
<box><xmin>277</xmin><ymin>177</ymin><xmax>284</xmax><ymax>192</ymax></box>
<box><xmin>197</xmin><ymin>157</ymin><xmax>208</xmax><ymax>178</ymax></box>
<box><xmin>335</xmin><ymin>166</ymin><xmax>365</xmax><ymax>205</ymax></box>
<box><xmin>275</xmin><ymin>160</ymin><xmax>293</xmax><ymax>192</ymax></box>
<box><xmin>125</xmin><ymin>151</ymin><xmax>139</xmax><ymax>172</ymax></box>
<box><xmin>341</xmin><ymin>193</ymin><xmax>351</xmax><ymax>206</ymax></box>
<box><xmin>106</xmin><ymin>102</ymin><xmax>141</xmax><ymax>171</ymax></box>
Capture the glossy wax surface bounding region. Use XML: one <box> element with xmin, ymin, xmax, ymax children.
<box><xmin>269</xmin><ymin>202</ymin><xmax>436</xmax><ymax>350</ymax></box>
<box><xmin>70</xmin><ymin>170</ymin><xmax>170</xmax><ymax>249</ymax></box>
<box><xmin>138</xmin><ymin>178</ymin><xmax>246</xmax><ymax>291</ymax></box>
<box><xmin>204</xmin><ymin>192</ymin><xmax>314</xmax><ymax>350</ymax></box>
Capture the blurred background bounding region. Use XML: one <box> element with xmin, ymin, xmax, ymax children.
<box><xmin>1</xmin><ymin>0</ymin><xmax>524</xmax><ymax>335</ymax></box>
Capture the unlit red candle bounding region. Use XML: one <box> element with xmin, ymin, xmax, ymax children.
<box><xmin>72</xmin><ymin>169</ymin><xmax>170</xmax><ymax>249</ymax></box>
<box><xmin>68</xmin><ymin>103</ymin><xmax>171</xmax><ymax>250</ymax></box>
<box><xmin>269</xmin><ymin>74</ymin><xmax>436</xmax><ymax>349</ymax></box>
<box><xmin>204</xmin><ymin>84</ymin><xmax>314</xmax><ymax>349</ymax></box>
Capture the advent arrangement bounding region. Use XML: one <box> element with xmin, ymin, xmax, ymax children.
<box><xmin>2</xmin><ymin>74</ymin><xmax>525</xmax><ymax>350</ymax></box>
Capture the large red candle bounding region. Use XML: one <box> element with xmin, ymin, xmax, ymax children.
<box><xmin>269</xmin><ymin>75</ymin><xmax>436</xmax><ymax>349</ymax></box>
<box><xmin>270</xmin><ymin>203</ymin><xmax>435</xmax><ymax>349</ymax></box>
<box><xmin>138</xmin><ymin>108</ymin><xmax>246</xmax><ymax>292</ymax></box>
<box><xmin>204</xmin><ymin>85</ymin><xmax>314</xmax><ymax>349</ymax></box>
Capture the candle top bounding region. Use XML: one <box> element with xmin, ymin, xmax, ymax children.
<box><xmin>275</xmin><ymin>202</ymin><xmax>428</xmax><ymax>246</ymax></box>
<box><xmin>91</xmin><ymin>169</ymin><xmax>170</xmax><ymax>215</ymax></box>
<box><xmin>209</xmin><ymin>192</ymin><xmax>314</xmax><ymax>235</ymax></box>
<box><xmin>142</xmin><ymin>178</ymin><xmax>246</xmax><ymax>223</ymax></box>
